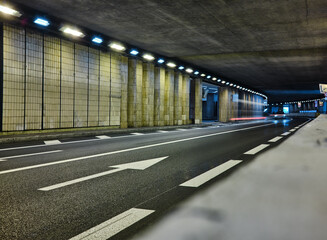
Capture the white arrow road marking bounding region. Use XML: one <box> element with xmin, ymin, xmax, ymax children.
<box><xmin>0</xmin><ymin>150</ymin><xmax>62</xmax><ymax>161</ymax></box>
<box><xmin>180</xmin><ymin>160</ymin><xmax>242</xmax><ymax>188</ymax></box>
<box><xmin>268</xmin><ymin>136</ymin><xmax>283</xmax><ymax>143</ymax></box>
<box><xmin>131</xmin><ymin>132</ymin><xmax>144</xmax><ymax>135</ymax></box>
<box><xmin>44</xmin><ymin>140</ymin><xmax>61</xmax><ymax>145</ymax></box>
<box><xmin>38</xmin><ymin>156</ymin><xmax>168</xmax><ymax>191</ymax></box>
<box><xmin>0</xmin><ymin>123</ymin><xmax>273</xmax><ymax>175</ymax></box>
<box><xmin>96</xmin><ymin>135</ymin><xmax>111</xmax><ymax>139</ymax></box>
<box><xmin>69</xmin><ymin>208</ymin><xmax>154</xmax><ymax>240</ymax></box>
<box><xmin>244</xmin><ymin>144</ymin><xmax>270</xmax><ymax>155</ymax></box>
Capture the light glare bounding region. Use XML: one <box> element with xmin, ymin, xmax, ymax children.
<box><xmin>0</xmin><ymin>5</ymin><xmax>21</xmax><ymax>17</ymax></box>
<box><xmin>143</xmin><ymin>54</ymin><xmax>155</xmax><ymax>61</ymax></box>
<box><xmin>92</xmin><ymin>37</ymin><xmax>103</xmax><ymax>44</ymax></box>
<box><xmin>34</xmin><ymin>18</ymin><xmax>50</xmax><ymax>27</ymax></box>
<box><xmin>109</xmin><ymin>42</ymin><xmax>126</xmax><ymax>51</ymax></box>
<box><xmin>61</xmin><ymin>27</ymin><xmax>85</xmax><ymax>37</ymax></box>
<box><xmin>130</xmin><ymin>49</ymin><xmax>139</xmax><ymax>55</ymax></box>
<box><xmin>167</xmin><ymin>62</ymin><xmax>176</xmax><ymax>68</ymax></box>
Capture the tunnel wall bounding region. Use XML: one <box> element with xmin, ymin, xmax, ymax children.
<box><xmin>0</xmin><ymin>23</ymin><xmax>197</xmax><ymax>131</ymax></box>
<box><xmin>219</xmin><ymin>87</ymin><xmax>264</xmax><ymax>122</ymax></box>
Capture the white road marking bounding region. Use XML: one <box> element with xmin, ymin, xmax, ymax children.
<box><xmin>282</xmin><ymin>132</ymin><xmax>291</xmax><ymax>136</ymax></box>
<box><xmin>290</xmin><ymin>129</ymin><xmax>296</xmax><ymax>132</ymax></box>
<box><xmin>0</xmin><ymin>123</ymin><xmax>274</xmax><ymax>152</ymax></box>
<box><xmin>0</xmin><ymin>150</ymin><xmax>62</xmax><ymax>161</ymax></box>
<box><xmin>69</xmin><ymin>208</ymin><xmax>154</xmax><ymax>240</ymax></box>
<box><xmin>96</xmin><ymin>135</ymin><xmax>111</xmax><ymax>139</ymax></box>
<box><xmin>244</xmin><ymin>144</ymin><xmax>270</xmax><ymax>155</ymax></box>
<box><xmin>180</xmin><ymin>160</ymin><xmax>242</xmax><ymax>187</ymax></box>
<box><xmin>176</xmin><ymin>128</ymin><xmax>187</xmax><ymax>131</ymax></box>
<box><xmin>44</xmin><ymin>140</ymin><xmax>61</xmax><ymax>145</ymax></box>
<box><xmin>0</xmin><ymin>123</ymin><xmax>273</xmax><ymax>175</ymax></box>
<box><xmin>268</xmin><ymin>136</ymin><xmax>283</xmax><ymax>143</ymax></box>
<box><xmin>157</xmin><ymin>130</ymin><xmax>168</xmax><ymax>133</ymax></box>
<box><xmin>131</xmin><ymin>132</ymin><xmax>144</xmax><ymax>135</ymax></box>
<box><xmin>38</xmin><ymin>156</ymin><xmax>168</xmax><ymax>191</ymax></box>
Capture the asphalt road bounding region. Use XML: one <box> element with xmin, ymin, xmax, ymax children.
<box><xmin>0</xmin><ymin>118</ymin><xmax>310</xmax><ymax>240</ymax></box>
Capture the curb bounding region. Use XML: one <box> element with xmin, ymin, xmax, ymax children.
<box><xmin>0</xmin><ymin>124</ymin><xmax>213</xmax><ymax>144</ymax></box>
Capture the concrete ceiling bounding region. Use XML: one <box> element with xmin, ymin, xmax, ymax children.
<box><xmin>12</xmin><ymin>0</ymin><xmax>327</xmax><ymax>102</ymax></box>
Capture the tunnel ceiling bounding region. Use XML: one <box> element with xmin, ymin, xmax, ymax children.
<box><xmin>11</xmin><ymin>0</ymin><xmax>327</xmax><ymax>102</ymax></box>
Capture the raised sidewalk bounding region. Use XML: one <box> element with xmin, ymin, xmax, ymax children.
<box><xmin>134</xmin><ymin>114</ymin><xmax>327</xmax><ymax>240</ymax></box>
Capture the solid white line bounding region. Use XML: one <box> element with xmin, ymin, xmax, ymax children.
<box><xmin>38</xmin><ymin>168</ymin><xmax>122</xmax><ymax>191</ymax></box>
<box><xmin>268</xmin><ymin>136</ymin><xmax>283</xmax><ymax>143</ymax></box>
<box><xmin>44</xmin><ymin>140</ymin><xmax>61</xmax><ymax>145</ymax></box>
<box><xmin>180</xmin><ymin>160</ymin><xmax>242</xmax><ymax>187</ymax></box>
<box><xmin>282</xmin><ymin>132</ymin><xmax>291</xmax><ymax>136</ymax></box>
<box><xmin>96</xmin><ymin>135</ymin><xmax>111</xmax><ymax>139</ymax></box>
<box><xmin>244</xmin><ymin>144</ymin><xmax>270</xmax><ymax>155</ymax></box>
<box><xmin>0</xmin><ymin>123</ymin><xmax>273</xmax><ymax>175</ymax></box>
<box><xmin>0</xmin><ymin>150</ymin><xmax>62</xmax><ymax>161</ymax></box>
<box><xmin>157</xmin><ymin>130</ymin><xmax>168</xmax><ymax>133</ymax></box>
<box><xmin>69</xmin><ymin>208</ymin><xmax>154</xmax><ymax>240</ymax></box>
<box><xmin>131</xmin><ymin>132</ymin><xmax>144</xmax><ymax>135</ymax></box>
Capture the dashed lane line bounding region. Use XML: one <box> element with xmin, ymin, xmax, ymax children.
<box><xmin>244</xmin><ymin>144</ymin><xmax>270</xmax><ymax>155</ymax></box>
<box><xmin>44</xmin><ymin>140</ymin><xmax>61</xmax><ymax>145</ymax></box>
<box><xmin>180</xmin><ymin>160</ymin><xmax>242</xmax><ymax>188</ymax></box>
<box><xmin>0</xmin><ymin>123</ymin><xmax>273</xmax><ymax>175</ymax></box>
<box><xmin>268</xmin><ymin>136</ymin><xmax>283</xmax><ymax>143</ymax></box>
<box><xmin>69</xmin><ymin>208</ymin><xmax>154</xmax><ymax>240</ymax></box>
<box><xmin>96</xmin><ymin>135</ymin><xmax>111</xmax><ymax>139</ymax></box>
<box><xmin>282</xmin><ymin>132</ymin><xmax>291</xmax><ymax>136</ymax></box>
<box><xmin>130</xmin><ymin>133</ymin><xmax>144</xmax><ymax>135</ymax></box>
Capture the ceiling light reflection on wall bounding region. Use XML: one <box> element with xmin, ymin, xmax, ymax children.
<box><xmin>0</xmin><ymin>5</ymin><xmax>22</xmax><ymax>17</ymax></box>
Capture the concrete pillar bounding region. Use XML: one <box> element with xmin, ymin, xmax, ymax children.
<box><xmin>165</xmin><ymin>69</ymin><xmax>174</xmax><ymax>125</ymax></box>
<box><xmin>128</xmin><ymin>59</ymin><xmax>143</xmax><ymax>127</ymax></box>
<box><xmin>154</xmin><ymin>67</ymin><xmax>165</xmax><ymax>126</ymax></box>
<box><xmin>194</xmin><ymin>78</ymin><xmax>202</xmax><ymax>124</ymax></box>
<box><xmin>120</xmin><ymin>56</ymin><xmax>128</xmax><ymax>128</ymax></box>
<box><xmin>174</xmin><ymin>72</ymin><xmax>183</xmax><ymax>125</ymax></box>
<box><xmin>142</xmin><ymin>62</ymin><xmax>154</xmax><ymax>127</ymax></box>
<box><xmin>219</xmin><ymin>87</ymin><xmax>229</xmax><ymax>122</ymax></box>
<box><xmin>182</xmin><ymin>74</ymin><xmax>190</xmax><ymax>124</ymax></box>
